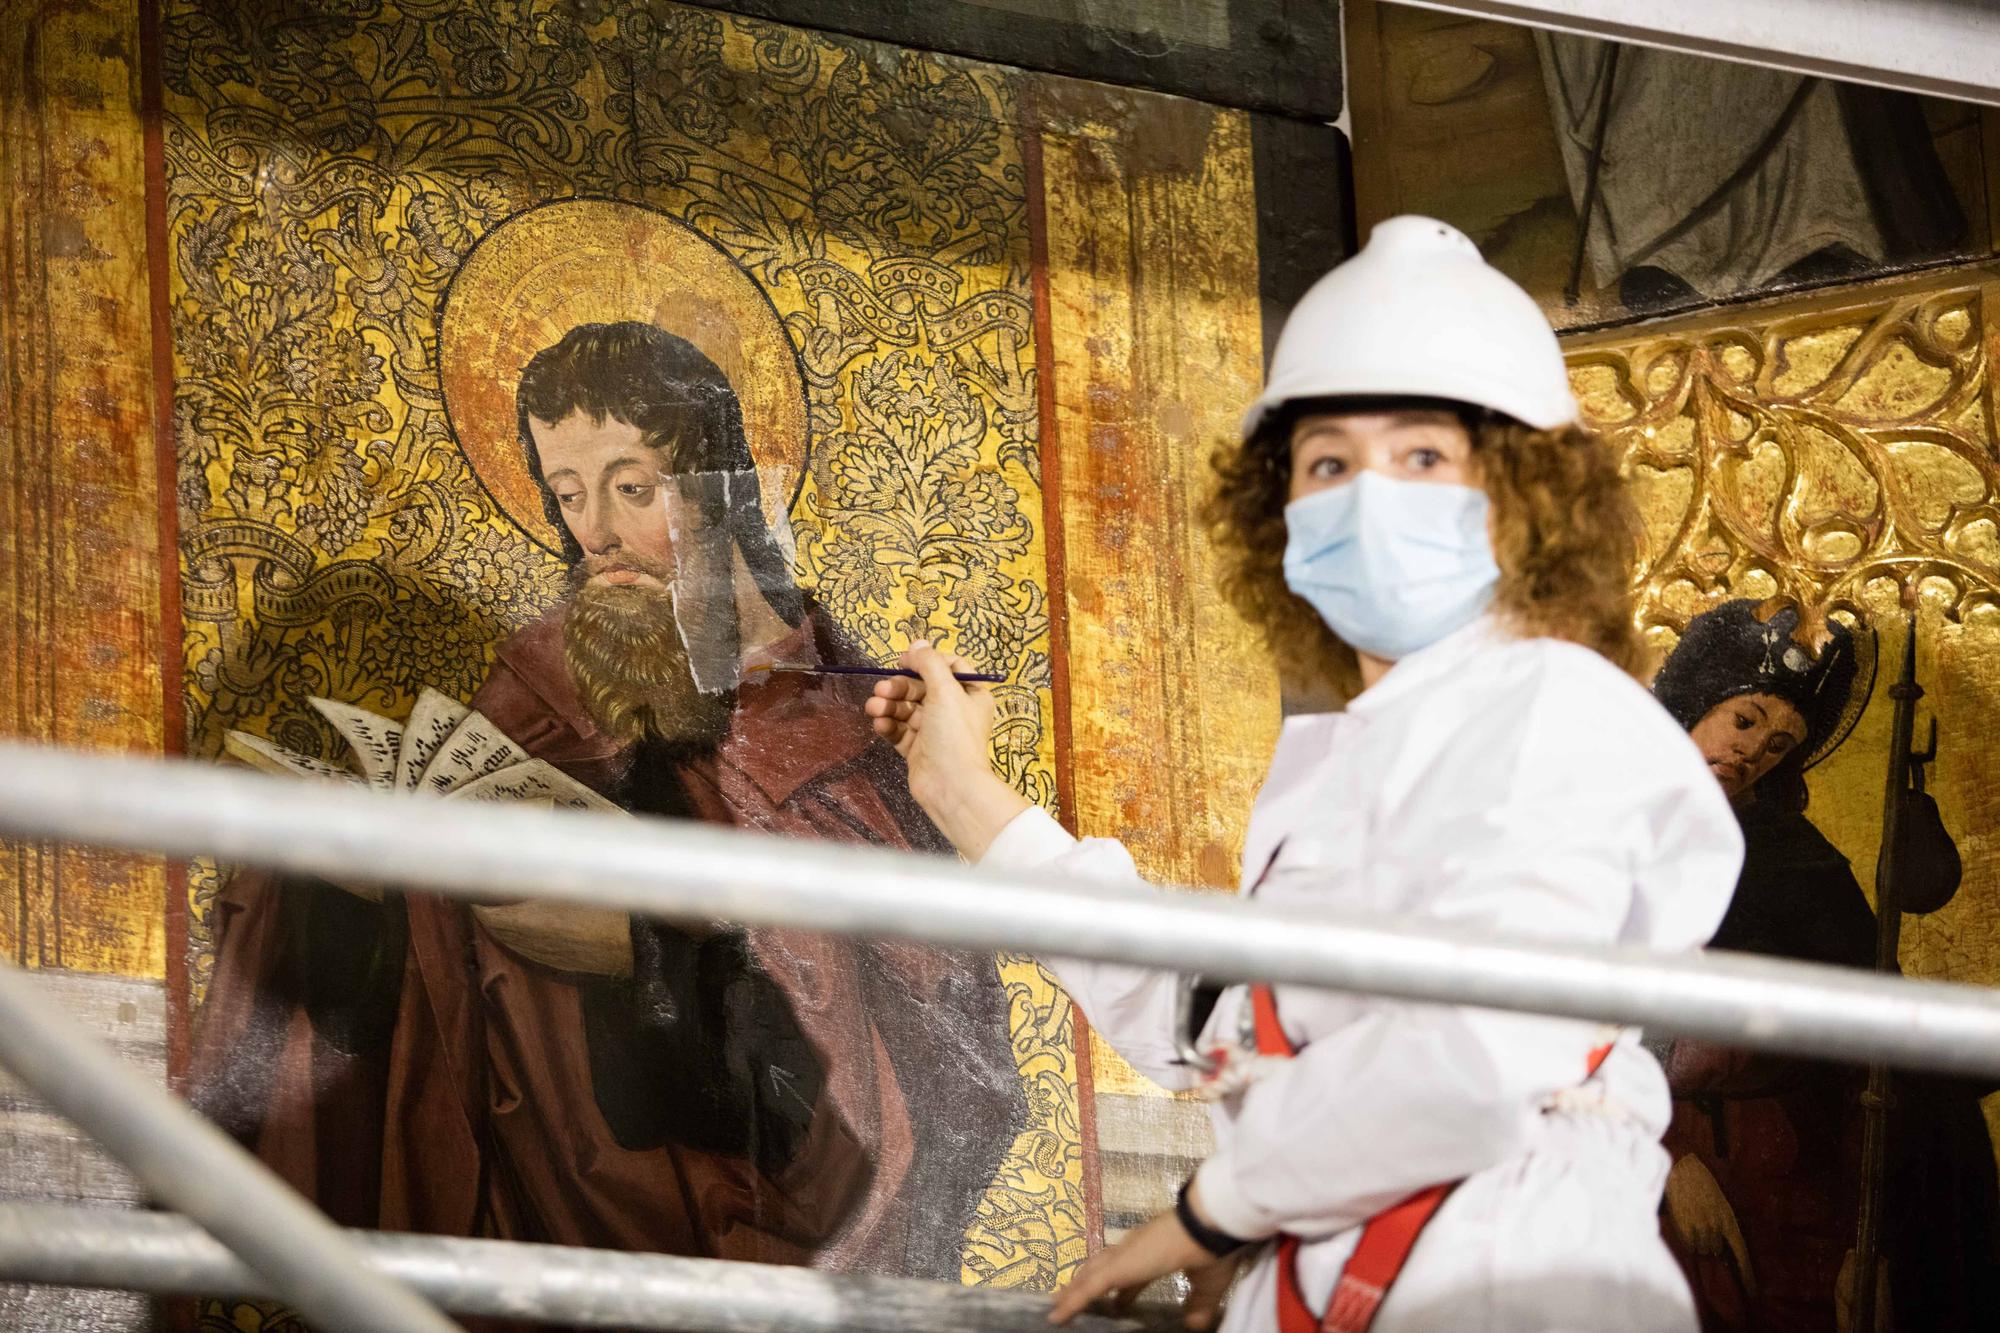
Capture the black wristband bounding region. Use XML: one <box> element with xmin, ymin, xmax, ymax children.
<box><xmin>1175</xmin><ymin>1178</ymin><xmax>1247</xmax><ymax>1258</ymax></box>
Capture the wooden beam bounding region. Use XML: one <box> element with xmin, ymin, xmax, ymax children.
<box><xmin>678</xmin><ymin>0</ymin><xmax>1345</xmax><ymax>122</ymax></box>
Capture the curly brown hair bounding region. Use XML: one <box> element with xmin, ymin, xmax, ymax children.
<box><xmin>1203</xmin><ymin>398</ymin><xmax>1645</xmax><ymax>701</ymax></box>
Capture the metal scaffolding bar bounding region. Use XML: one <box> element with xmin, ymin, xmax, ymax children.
<box><xmin>0</xmin><ymin>964</ymin><xmax>461</xmax><ymax>1333</ymax></box>
<box><xmin>1387</xmin><ymin>0</ymin><xmax>2000</xmax><ymax>109</ymax></box>
<box><xmin>4</xmin><ymin>742</ymin><xmax>2000</xmax><ymax>1078</ymax></box>
<box><xmin>0</xmin><ymin>1203</ymin><xmax>1140</xmax><ymax>1332</ymax></box>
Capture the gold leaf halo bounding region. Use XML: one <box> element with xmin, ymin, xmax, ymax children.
<box><xmin>438</xmin><ymin>198</ymin><xmax>807</xmax><ymax>553</ymax></box>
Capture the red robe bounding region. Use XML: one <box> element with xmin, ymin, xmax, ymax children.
<box><xmin>191</xmin><ymin>610</ymin><xmax>1024</xmax><ymax>1294</ymax></box>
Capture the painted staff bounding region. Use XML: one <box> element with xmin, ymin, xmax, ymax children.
<box><xmin>1850</xmin><ymin>607</ymin><xmax>1956</xmax><ymax>1331</ymax></box>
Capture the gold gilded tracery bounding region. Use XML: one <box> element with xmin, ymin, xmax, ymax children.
<box><xmin>1571</xmin><ymin>282</ymin><xmax>2000</xmax><ymax>644</ymax></box>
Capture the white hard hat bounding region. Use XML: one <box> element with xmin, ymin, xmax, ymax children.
<box><xmin>1241</xmin><ymin>215</ymin><xmax>1577</xmax><ymax>439</ymax></box>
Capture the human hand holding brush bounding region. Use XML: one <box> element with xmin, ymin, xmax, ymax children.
<box><xmin>860</xmin><ymin>641</ymin><xmax>1028</xmax><ymax>861</ymax></box>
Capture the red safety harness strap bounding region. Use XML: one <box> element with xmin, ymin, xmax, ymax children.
<box><xmin>1252</xmin><ymin>983</ymin><xmax>1613</xmax><ymax>1333</ymax></box>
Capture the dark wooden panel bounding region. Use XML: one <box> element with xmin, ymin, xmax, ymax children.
<box><xmin>1250</xmin><ymin>112</ymin><xmax>1356</xmax><ymax>362</ymax></box>
<box><xmin>681</xmin><ymin>0</ymin><xmax>1343</xmax><ymax>121</ymax></box>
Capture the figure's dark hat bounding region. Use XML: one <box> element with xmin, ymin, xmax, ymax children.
<box><xmin>1653</xmin><ymin>599</ymin><xmax>1874</xmax><ymax>769</ymax></box>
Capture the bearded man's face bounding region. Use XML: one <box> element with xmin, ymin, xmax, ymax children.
<box><xmin>531</xmin><ymin>409</ymin><xmax>731</xmax><ymax>745</ymax></box>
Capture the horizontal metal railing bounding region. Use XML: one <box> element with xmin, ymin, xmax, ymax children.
<box><xmin>5</xmin><ymin>738</ymin><xmax>2000</xmax><ymax>1331</ymax></box>
<box><xmin>2</xmin><ymin>741</ymin><xmax>1999</xmax><ymax>1076</ymax></box>
<box><xmin>0</xmin><ymin>959</ymin><xmax>461</xmax><ymax>1333</ymax></box>
<box><xmin>0</xmin><ymin>1203</ymin><xmax>1142</xmax><ymax>1333</ymax></box>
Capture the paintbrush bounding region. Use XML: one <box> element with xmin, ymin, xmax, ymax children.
<box><xmin>744</xmin><ymin>662</ymin><xmax>1006</xmax><ymax>683</ymax></box>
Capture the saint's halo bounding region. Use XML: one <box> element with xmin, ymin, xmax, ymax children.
<box><xmin>439</xmin><ymin>197</ymin><xmax>807</xmax><ymax>553</ymax></box>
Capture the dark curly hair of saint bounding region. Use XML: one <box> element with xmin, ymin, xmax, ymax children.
<box><xmin>1203</xmin><ymin>396</ymin><xmax>1646</xmax><ymax>701</ymax></box>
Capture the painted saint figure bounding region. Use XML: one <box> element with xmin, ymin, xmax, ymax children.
<box><xmin>1652</xmin><ymin>600</ymin><xmax>2000</xmax><ymax>1332</ymax></box>
<box><xmin>190</xmin><ymin>321</ymin><xmax>1026</xmax><ymax>1296</ymax></box>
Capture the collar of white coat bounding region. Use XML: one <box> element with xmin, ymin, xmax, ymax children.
<box><xmin>1239</xmin><ymin>615</ymin><xmax>1504</xmax><ymax>890</ymax></box>
<box><xmin>1342</xmin><ymin>613</ymin><xmax>1502</xmax><ymax>719</ymax></box>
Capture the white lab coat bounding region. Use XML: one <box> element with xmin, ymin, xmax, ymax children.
<box><xmin>983</xmin><ymin>619</ymin><xmax>1743</xmax><ymax>1332</ymax></box>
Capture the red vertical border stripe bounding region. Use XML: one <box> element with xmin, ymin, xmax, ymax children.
<box><xmin>139</xmin><ymin>0</ymin><xmax>190</xmax><ymax>1088</ymax></box>
<box><xmin>1021</xmin><ymin>92</ymin><xmax>1104</xmax><ymax>1257</ymax></box>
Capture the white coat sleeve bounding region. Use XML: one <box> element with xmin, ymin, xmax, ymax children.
<box><xmin>981</xmin><ymin>806</ymin><xmax>1199</xmax><ymax>1090</ymax></box>
<box><xmin>1193</xmin><ymin>669</ymin><xmax>1742</xmax><ymax>1241</ymax></box>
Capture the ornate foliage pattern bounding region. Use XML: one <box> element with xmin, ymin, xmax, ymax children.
<box><xmin>164</xmin><ymin>0</ymin><xmax>1076</xmax><ymax>1293</ymax></box>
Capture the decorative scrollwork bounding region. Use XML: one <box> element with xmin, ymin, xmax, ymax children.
<box><xmin>1573</xmin><ymin>286</ymin><xmax>2000</xmax><ymax>641</ymax></box>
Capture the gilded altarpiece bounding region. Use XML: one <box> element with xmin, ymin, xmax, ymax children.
<box><xmin>160</xmin><ymin>0</ymin><xmax>1078</xmax><ymax>1299</ymax></box>
<box><xmin>1571</xmin><ymin>271</ymin><xmax>2000</xmax><ymax>1126</ymax></box>
<box><xmin>46</xmin><ymin>0</ymin><xmax>2000</xmax><ymax>1323</ymax></box>
<box><xmin>4</xmin><ymin>2</ymin><xmax>1287</xmax><ymax>1318</ymax></box>
<box><xmin>1559</xmin><ymin>266</ymin><xmax>2000</xmax><ymax>1326</ymax></box>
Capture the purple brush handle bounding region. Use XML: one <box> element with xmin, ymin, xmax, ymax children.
<box><xmin>770</xmin><ymin>664</ymin><xmax>1006</xmax><ymax>683</ymax></box>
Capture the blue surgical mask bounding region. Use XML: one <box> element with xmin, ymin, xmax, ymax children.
<box><xmin>1281</xmin><ymin>472</ymin><xmax>1500</xmax><ymax>661</ymax></box>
